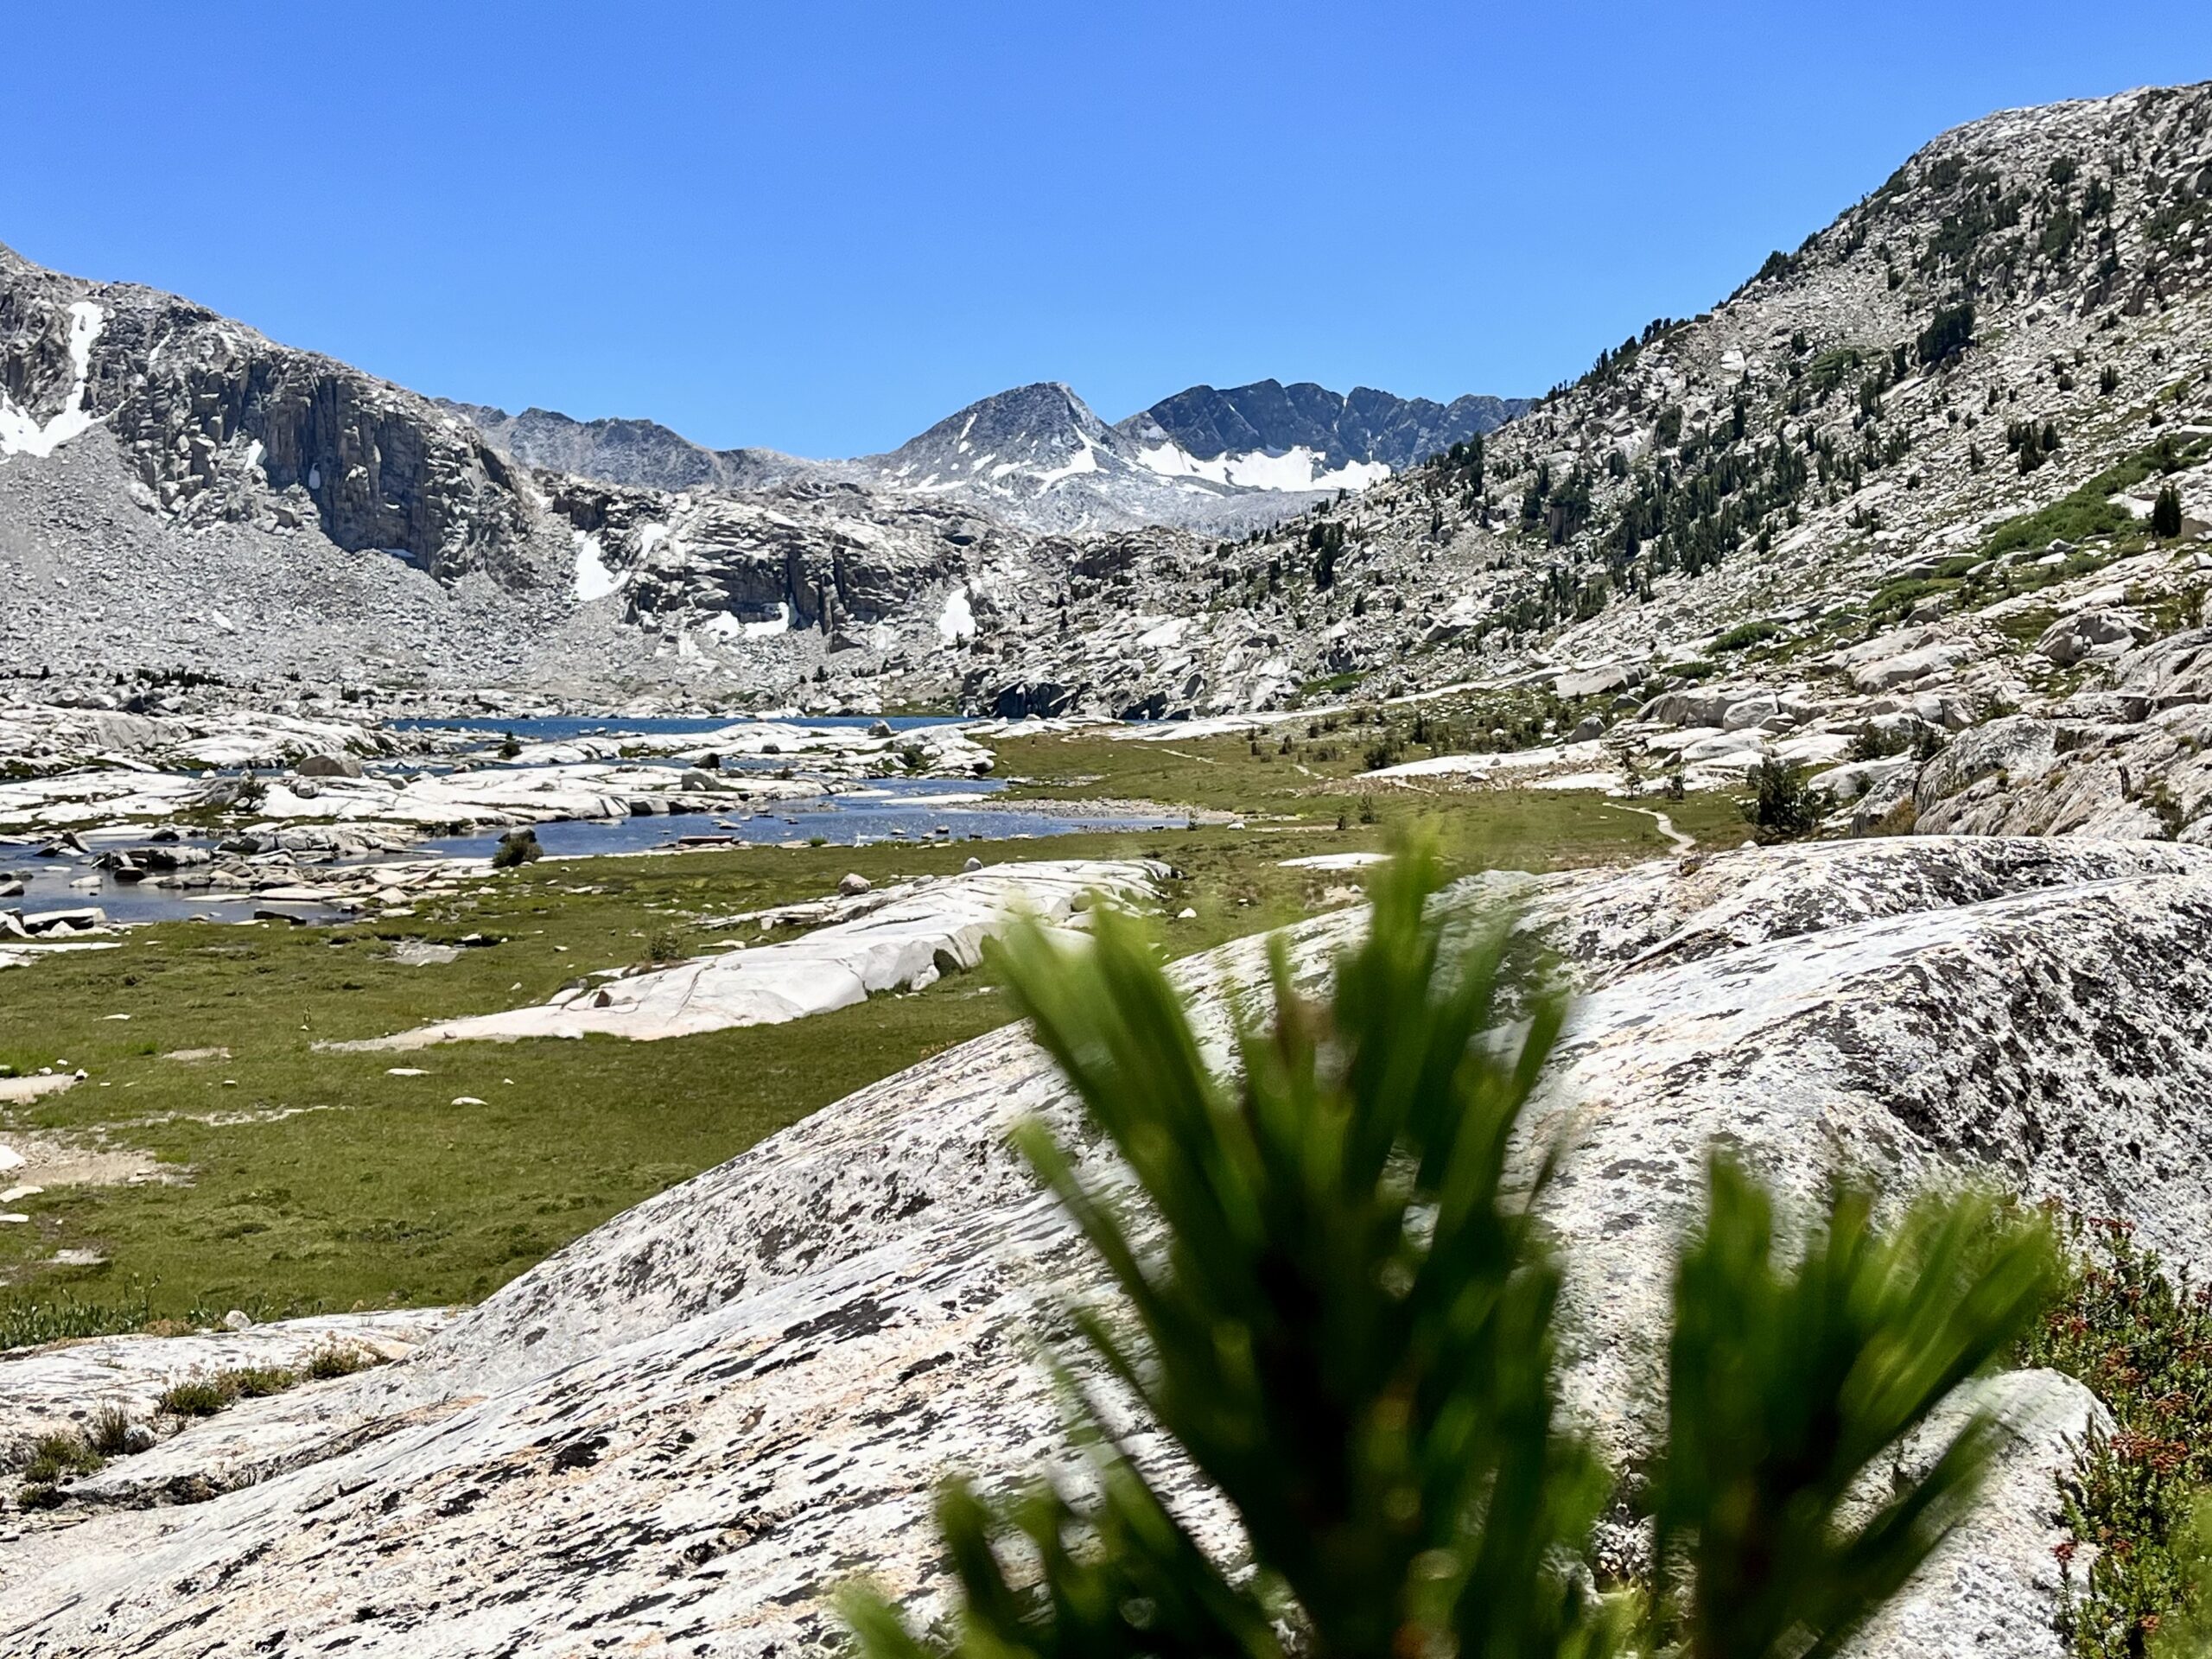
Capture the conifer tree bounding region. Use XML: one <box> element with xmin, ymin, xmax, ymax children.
<box><xmin>2153</xmin><ymin>485</ymin><xmax>2183</xmax><ymax>539</ymax></box>
<box><xmin>846</xmin><ymin>850</ymin><xmax>2058</xmax><ymax>1659</ymax></box>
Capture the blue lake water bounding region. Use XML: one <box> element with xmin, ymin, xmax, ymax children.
<box><xmin>417</xmin><ymin>779</ymin><xmax>1178</xmax><ymax>859</ymax></box>
<box><xmin>391</xmin><ymin>714</ymin><xmax>957</xmax><ymax>741</ymax></box>
<box><xmin>4</xmin><ymin>781</ymin><xmax>1177</xmax><ymax>927</ymax></box>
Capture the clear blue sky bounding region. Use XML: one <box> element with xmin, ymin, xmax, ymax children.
<box><xmin>8</xmin><ymin>3</ymin><xmax>2210</xmax><ymax>456</ymax></box>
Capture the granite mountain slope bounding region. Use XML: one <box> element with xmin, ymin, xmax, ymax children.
<box><xmin>0</xmin><ymin>241</ymin><xmax>540</xmax><ymax>582</ymax></box>
<box><xmin>942</xmin><ymin>79</ymin><xmax>2212</xmax><ymax>725</ymax></box>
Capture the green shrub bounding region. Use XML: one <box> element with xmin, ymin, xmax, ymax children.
<box><xmin>2024</xmin><ymin>1219</ymin><xmax>2212</xmax><ymax>1657</ymax></box>
<box><xmin>845</xmin><ymin>847</ymin><xmax>2057</xmax><ymax>1659</ymax></box>
<box><xmin>491</xmin><ymin>828</ymin><xmax>543</xmax><ymax>869</ymax></box>
<box><xmin>1741</xmin><ymin>759</ymin><xmax>1828</xmax><ymax>840</ymax></box>
<box><xmin>157</xmin><ymin>1376</ymin><xmax>235</xmax><ymax>1417</ymax></box>
<box><xmin>2153</xmin><ymin>486</ymin><xmax>2183</xmax><ymax>540</ymax></box>
<box><xmin>1712</xmin><ymin>619</ymin><xmax>1783</xmax><ymax>652</ymax></box>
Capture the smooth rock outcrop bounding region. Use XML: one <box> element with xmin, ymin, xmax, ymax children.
<box><xmin>340</xmin><ymin>859</ymin><xmax>1166</xmax><ymax>1046</ymax></box>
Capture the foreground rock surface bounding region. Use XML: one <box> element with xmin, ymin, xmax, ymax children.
<box><xmin>342</xmin><ymin>858</ymin><xmax>1166</xmax><ymax>1046</ymax></box>
<box><xmin>5</xmin><ymin>836</ymin><xmax>2210</xmax><ymax>1656</ymax></box>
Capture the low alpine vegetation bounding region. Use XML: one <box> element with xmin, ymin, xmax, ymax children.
<box><xmin>2024</xmin><ymin>1219</ymin><xmax>2212</xmax><ymax>1658</ymax></box>
<box><xmin>156</xmin><ymin>1346</ymin><xmax>382</xmax><ymax>1419</ymax></box>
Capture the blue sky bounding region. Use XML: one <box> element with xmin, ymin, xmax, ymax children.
<box><xmin>8</xmin><ymin>3</ymin><xmax>2211</xmax><ymax>456</ymax></box>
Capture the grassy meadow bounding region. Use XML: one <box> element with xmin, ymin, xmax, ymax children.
<box><xmin>1</xmin><ymin>728</ymin><xmax>1743</xmax><ymax>1331</ymax></box>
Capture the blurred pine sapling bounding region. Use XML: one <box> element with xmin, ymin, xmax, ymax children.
<box><xmin>846</xmin><ymin>844</ymin><xmax>2059</xmax><ymax>1659</ymax></box>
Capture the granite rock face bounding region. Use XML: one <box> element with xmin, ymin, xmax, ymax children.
<box><xmin>0</xmin><ymin>241</ymin><xmax>537</xmax><ymax>581</ymax></box>
<box><xmin>1119</xmin><ymin>378</ymin><xmax>1530</xmax><ymax>475</ymax></box>
<box><xmin>3</xmin><ymin>836</ymin><xmax>2208</xmax><ymax>1656</ymax></box>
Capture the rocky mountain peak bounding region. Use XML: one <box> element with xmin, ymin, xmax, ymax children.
<box><xmin>1120</xmin><ymin>378</ymin><xmax>1530</xmax><ymax>474</ymax></box>
<box><xmin>875</xmin><ymin>379</ymin><xmax>1116</xmax><ymax>475</ymax></box>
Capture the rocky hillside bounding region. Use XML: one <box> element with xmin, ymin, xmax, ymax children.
<box><xmin>944</xmin><ymin>80</ymin><xmax>2212</xmax><ymax>722</ymax></box>
<box><xmin>435</xmin><ymin>400</ymin><xmax>820</xmax><ymax>497</ymax></box>
<box><xmin>0</xmin><ymin>243</ymin><xmax>542</xmax><ymax>582</ymax></box>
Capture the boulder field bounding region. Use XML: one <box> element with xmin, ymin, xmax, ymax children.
<box><xmin>6</xmin><ymin>836</ymin><xmax>2212</xmax><ymax>1656</ymax></box>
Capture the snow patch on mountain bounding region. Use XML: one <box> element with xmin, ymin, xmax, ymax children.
<box><xmin>0</xmin><ymin>300</ymin><xmax>104</xmax><ymax>458</ymax></box>
<box><xmin>572</xmin><ymin>531</ymin><xmax>622</xmax><ymax>601</ymax></box>
<box><xmin>1135</xmin><ymin>440</ymin><xmax>1392</xmax><ymax>493</ymax></box>
<box><xmin>938</xmin><ymin>586</ymin><xmax>976</xmax><ymax>644</ymax></box>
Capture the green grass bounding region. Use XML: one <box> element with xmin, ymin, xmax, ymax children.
<box><xmin>1979</xmin><ymin>435</ymin><xmax>2212</xmax><ymax>563</ymax></box>
<box><xmin>0</xmin><ymin>764</ymin><xmax>1736</xmax><ymax>1326</ymax></box>
<box><xmin>1711</xmin><ymin>619</ymin><xmax>1784</xmax><ymax>652</ymax></box>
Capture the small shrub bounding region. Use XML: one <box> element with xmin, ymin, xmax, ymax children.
<box><xmin>1740</xmin><ymin>759</ymin><xmax>1827</xmax><ymax>841</ymax></box>
<box><xmin>2024</xmin><ymin>1219</ymin><xmax>2212</xmax><ymax>1657</ymax></box>
<box><xmin>307</xmin><ymin>1344</ymin><xmax>378</xmax><ymax>1380</ymax></box>
<box><xmin>646</xmin><ymin>928</ymin><xmax>690</xmax><ymax>963</ymax></box>
<box><xmin>157</xmin><ymin>1376</ymin><xmax>236</xmax><ymax>1417</ymax></box>
<box><xmin>1712</xmin><ymin>619</ymin><xmax>1783</xmax><ymax>652</ymax></box>
<box><xmin>497</xmin><ymin>731</ymin><xmax>523</xmax><ymax>760</ymax></box>
<box><xmin>86</xmin><ymin>1405</ymin><xmax>134</xmax><ymax>1456</ymax></box>
<box><xmin>491</xmin><ymin>828</ymin><xmax>543</xmax><ymax>869</ymax></box>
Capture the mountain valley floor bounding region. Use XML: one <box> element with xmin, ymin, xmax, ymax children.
<box><xmin>0</xmin><ymin>747</ymin><xmax>1738</xmax><ymax>1330</ymax></box>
